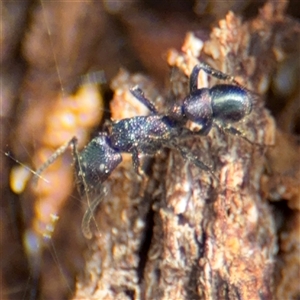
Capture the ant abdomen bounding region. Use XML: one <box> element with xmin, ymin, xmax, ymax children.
<box><xmin>210</xmin><ymin>84</ymin><xmax>252</xmax><ymax>123</ymax></box>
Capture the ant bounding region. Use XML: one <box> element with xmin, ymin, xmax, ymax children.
<box><xmin>34</xmin><ymin>62</ymin><xmax>252</xmax><ymax>239</ymax></box>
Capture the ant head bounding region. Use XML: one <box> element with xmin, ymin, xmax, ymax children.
<box><xmin>74</xmin><ymin>133</ymin><xmax>122</xmax><ymax>196</ymax></box>
<box><xmin>183</xmin><ymin>88</ymin><xmax>213</xmax><ymax>135</ymax></box>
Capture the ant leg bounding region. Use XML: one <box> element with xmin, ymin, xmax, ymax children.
<box><xmin>33</xmin><ymin>137</ymin><xmax>78</xmax><ymax>184</ymax></box>
<box><xmin>190</xmin><ymin>62</ymin><xmax>241</xmax><ymax>93</ymax></box>
<box><xmin>132</xmin><ymin>148</ymin><xmax>145</xmax><ymax>176</ymax></box>
<box><xmin>70</xmin><ymin>136</ymin><xmax>92</xmax><ymax>197</ymax></box>
<box><xmin>179</xmin><ymin>127</ymin><xmax>211</xmax><ymax>138</ymax></box>
<box><xmin>130</xmin><ymin>86</ymin><xmax>158</xmax><ymax>114</ymax></box>
<box><xmin>189</xmin><ymin>64</ymin><xmax>201</xmax><ymax>93</ymax></box>
<box><xmin>81</xmin><ymin>186</ymin><xmax>107</xmax><ymax>239</ymax></box>
<box><xmin>213</xmin><ymin>122</ymin><xmax>260</xmax><ymax>147</ymax></box>
<box><xmin>197</xmin><ymin>62</ymin><xmax>239</xmax><ymax>83</ymax></box>
<box><xmin>170</xmin><ymin>141</ymin><xmax>218</xmax><ymax>181</ymax></box>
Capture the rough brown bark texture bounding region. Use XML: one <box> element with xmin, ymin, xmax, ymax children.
<box><xmin>1</xmin><ymin>1</ymin><xmax>299</xmax><ymax>300</ymax></box>
<box><xmin>74</xmin><ymin>2</ymin><xmax>299</xmax><ymax>300</ymax></box>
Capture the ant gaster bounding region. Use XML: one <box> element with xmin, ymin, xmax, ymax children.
<box><xmin>35</xmin><ymin>62</ymin><xmax>252</xmax><ymax>238</ymax></box>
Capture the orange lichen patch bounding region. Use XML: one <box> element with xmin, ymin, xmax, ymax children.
<box><xmin>43</xmin><ymin>83</ymin><xmax>103</xmax><ymax>148</ymax></box>
<box><xmin>10</xmin><ymin>78</ymin><xmax>105</xmax><ymax>300</ymax></box>
<box><xmin>33</xmin><ymin>82</ymin><xmax>103</xmax><ymax>238</ymax></box>
<box><xmin>10</xmin><ymin>81</ymin><xmax>103</xmax><ymax>247</ymax></box>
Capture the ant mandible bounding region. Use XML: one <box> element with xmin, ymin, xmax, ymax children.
<box><xmin>35</xmin><ymin>62</ymin><xmax>252</xmax><ymax>238</ymax></box>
